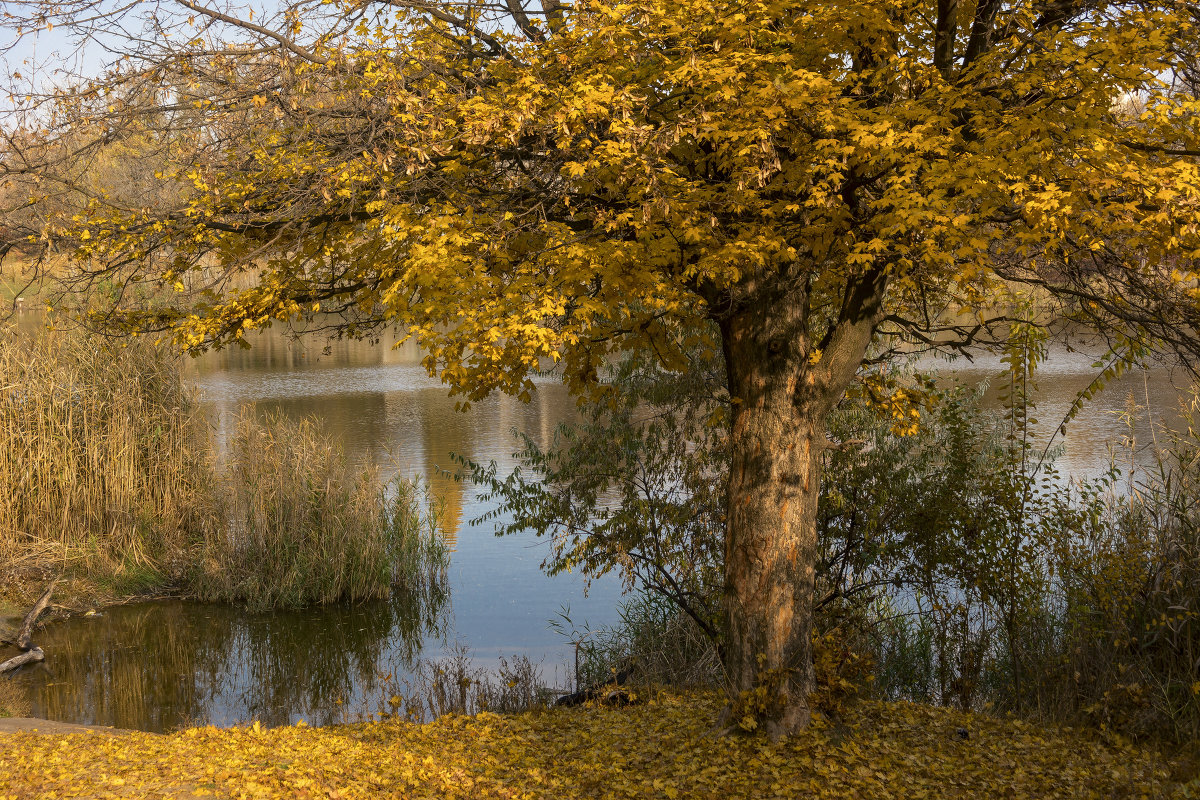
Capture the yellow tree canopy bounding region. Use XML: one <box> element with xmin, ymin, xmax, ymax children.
<box><xmin>5</xmin><ymin>0</ymin><xmax>1196</xmax><ymax>394</ymax></box>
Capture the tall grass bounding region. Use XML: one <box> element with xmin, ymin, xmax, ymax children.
<box><xmin>844</xmin><ymin>387</ymin><xmax>1200</xmax><ymax>746</ymax></box>
<box><xmin>552</xmin><ymin>592</ymin><xmax>720</xmax><ymax>694</ymax></box>
<box><xmin>0</xmin><ymin>322</ymin><xmax>207</xmax><ymax>587</ymax></box>
<box><xmin>1014</xmin><ymin>429</ymin><xmax>1200</xmax><ymax>744</ymax></box>
<box><xmin>1</xmin><ymin>322</ymin><xmax>447</xmax><ymax>611</ymax></box>
<box><xmin>189</xmin><ymin>411</ymin><xmax>448</xmax><ymax>610</ymax></box>
<box><xmin>372</xmin><ymin>644</ymin><xmax>554</xmax><ymax>722</ymax></box>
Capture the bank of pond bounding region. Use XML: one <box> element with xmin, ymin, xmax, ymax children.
<box><xmin>4</xmin><ymin>317</ymin><xmax>1200</xmax><ymax>767</ymax></box>
<box><xmin>0</xmin><ymin>693</ymin><xmax>1193</xmax><ymax>799</ymax></box>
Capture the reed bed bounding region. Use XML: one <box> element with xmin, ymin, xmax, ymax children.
<box><xmin>1</xmin><ymin>322</ymin><xmax>446</xmax><ymax>610</ymax></box>
<box><xmin>189</xmin><ymin>410</ymin><xmax>447</xmax><ymax>610</ymax></box>
<box><xmin>0</xmin><ymin>322</ymin><xmax>208</xmax><ymax>588</ymax></box>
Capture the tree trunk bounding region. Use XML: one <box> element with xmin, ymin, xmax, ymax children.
<box><xmin>717</xmin><ymin>267</ymin><xmax>886</xmax><ymax>738</ymax></box>
<box><xmin>720</xmin><ymin>307</ymin><xmax>825</xmax><ymax>738</ymax></box>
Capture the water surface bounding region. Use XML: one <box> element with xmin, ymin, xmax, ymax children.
<box><xmin>26</xmin><ymin>595</ymin><xmax>442</xmax><ymax>731</ymax></box>
<box><xmin>6</xmin><ymin>318</ymin><xmax>1193</xmax><ymax>731</ymax></box>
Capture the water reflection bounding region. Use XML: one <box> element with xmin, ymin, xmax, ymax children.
<box><xmin>10</xmin><ymin>318</ymin><xmax>1194</xmax><ymax>733</ymax></box>
<box><xmin>190</xmin><ymin>333</ymin><xmax>576</xmax><ymax>547</ymax></box>
<box><xmin>13</xmin><ymin>586</ymin><xmax>447</xmax><ymax>732</ymax></box>
<box><xmin>187</xmin><ymin>326</ymin><xmax>618</xmax><ymax>689</ymax></box>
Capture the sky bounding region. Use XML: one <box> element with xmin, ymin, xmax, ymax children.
<box><xmin>1</xmin><ymin>0</ymin><xmax>283</xmax><ymax>116</ymax></box>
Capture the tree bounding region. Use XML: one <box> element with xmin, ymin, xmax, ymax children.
<box><xmin>3</xmin><ymin>0</ymin><xmax>1200</xmax><ymax>736</ymax></box>
<box><xmin>466</xmin><ymin>349</ymin><xmax>729</xmax><ymax>646</ymax></box>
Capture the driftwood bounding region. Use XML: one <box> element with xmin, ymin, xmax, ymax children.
<box><xmin>1</xmin><ymin>580</ymin><xmax>56</xmax><ymax>677</ymax></box>
<box><xmin>0</xmin><ymin>647</ymin><xmax>43</xmax><ymax>674</ymax></box>
<box><xmin>16</xmin><ymin>581</ymin><xmax>57</xmax><ymax>651</ymax></box>
<box><xmin>556</xmin><ymin>661</ymin><xmax>638</xmax><ymax>708</ymax></box>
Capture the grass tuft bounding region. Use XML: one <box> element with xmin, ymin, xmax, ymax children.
<box><xmin>188</xmin><ymin>410</ymin><xmax>448</xmax><ymax>610</ymax></box>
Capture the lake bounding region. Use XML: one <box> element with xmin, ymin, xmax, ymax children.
<box><xmin>7</xmin><ymin>320</ymin><xmax>1193</xmax><ymax>731</ymax></box>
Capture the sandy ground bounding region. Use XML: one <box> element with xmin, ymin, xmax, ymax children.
<box><xmin>0</xmin><ymin>717</ymin><xmax>134</xmax><ymax>735</ymax></box>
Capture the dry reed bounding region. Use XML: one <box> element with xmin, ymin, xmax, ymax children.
<box><xmin>0</xmin><ymin>322</ymin><xmax>208</xmax><ymax>589</ymax></box>
<box><xmin>1</xmin><ymin>322</ymin><xmax>446</xmax><ymax>611</ymax></box>
<box><xmin>189</xmin><ymin>410</ymin><xmax>447</xmax><ymax>610</ymax></box>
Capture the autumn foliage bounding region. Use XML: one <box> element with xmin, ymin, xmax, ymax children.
<box><xmin>0</xmin><ymin>693</ymin><xmax>1186</xmax><ymax>799</ymax></box>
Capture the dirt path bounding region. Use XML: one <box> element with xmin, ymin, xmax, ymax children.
<box><xmin>0</xmin><ymin>717</ymin><xmax>134</xmax><ymax>735</ymax></box>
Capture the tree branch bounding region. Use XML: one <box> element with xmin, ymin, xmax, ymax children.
<box><xmin>175</xmin><ymin>0</ymin><xmax>322</xmax><ymax>64</ymax></box>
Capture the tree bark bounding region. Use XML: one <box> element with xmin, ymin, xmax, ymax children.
<box><xmin>717</xmin><ymin>266</ymin><xmax>887</xmax><ymax>738</ymax></box>
<box><xmin>720</xmin><ymin>301</ymin><xmax>826</xmax><ymax>738</ymax></box>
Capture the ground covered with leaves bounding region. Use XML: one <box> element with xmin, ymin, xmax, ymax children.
<box><xmin>0</xmin><ymin>694</ymin><xmax>1187</xmax><ymax>799</ymax></box>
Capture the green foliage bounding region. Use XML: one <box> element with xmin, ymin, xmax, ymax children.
<box><xmin>819</xmin><ymin>375</ymin><xmax>1011</xmax><ymax>613</ymax></box>
<box><xmin>842</xmin><ymin>364</ymin><xmax>1200</xmax><ymax>746</ymax></box>
<box><xmin>465</xmin><ymin>350</ymin><xmax>726</xmax><ymax>644</ymax></box>
<box><xmin>190</xmin><ymin>411</ymin><xmax>449</xmax><ymax>611</ymax></box>
<box><xmin>467</xmin><ymin>350</ymin><xmax>1024</xmax><ymax>697</ymax></box>
<box><xmin>94</xmin><ymin>560</ymin><xmax>170</xmax><ymax>600</ymax></box>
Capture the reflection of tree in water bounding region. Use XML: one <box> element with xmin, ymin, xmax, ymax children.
<box><xmin>26</xmin><ymin>582</ymin><xmax>448</xmax><ymax>733</ymax></box>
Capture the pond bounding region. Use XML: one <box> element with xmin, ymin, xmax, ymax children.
<box><xmin>5</xmin><ymin>319</ymin><xmax>1194</xmax><ymax>732</ymax></box>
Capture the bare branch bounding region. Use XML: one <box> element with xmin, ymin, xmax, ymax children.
<box><xmin>174</xmin><ymin>0</ymin><xmax>321</xmax><ymax>64</ymax></box>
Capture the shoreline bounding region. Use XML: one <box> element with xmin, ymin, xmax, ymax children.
<box><xmin>1</xmin><ymin>575</ymin><xmax>185</xmax><ymax>720</ymax></box>
<box><xmin>0</xmin><ymin>717</ymin><xmax>134</xmax><ymax>736</ymax></box>
<box><xmin>1</xmin><ymin>574</ymin><xmax>184</xmax><ymax>637</ymax></box>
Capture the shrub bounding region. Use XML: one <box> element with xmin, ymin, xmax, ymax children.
<box><xmin>553</xmin><ymin>592</ymin><xmax>722</xmax><ymax>694</ymax></box>
<box><xmin>1025</xmin><ymin>413</ymin><xmax>1200</xmax><ymax>743</ymax></box>
<box><xmin>855</xmin><ymin>379</ymin><xmax>1200</xmax><ymax>745</ymax></box>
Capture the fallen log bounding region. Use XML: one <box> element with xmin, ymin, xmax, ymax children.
<box><xmin>0</xmin><ymin>647</ymin><xmax>44</xmax><ymax>674</ymax></box>
<box><xmin>556</xmin><ymin>660</ymin><xmax>638</xmax><ymax>708</ymax></box>
<box><xmin>15</xmin><ymin>581</ymin><xmax>57</xmax><ymax>651</ymax></box>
